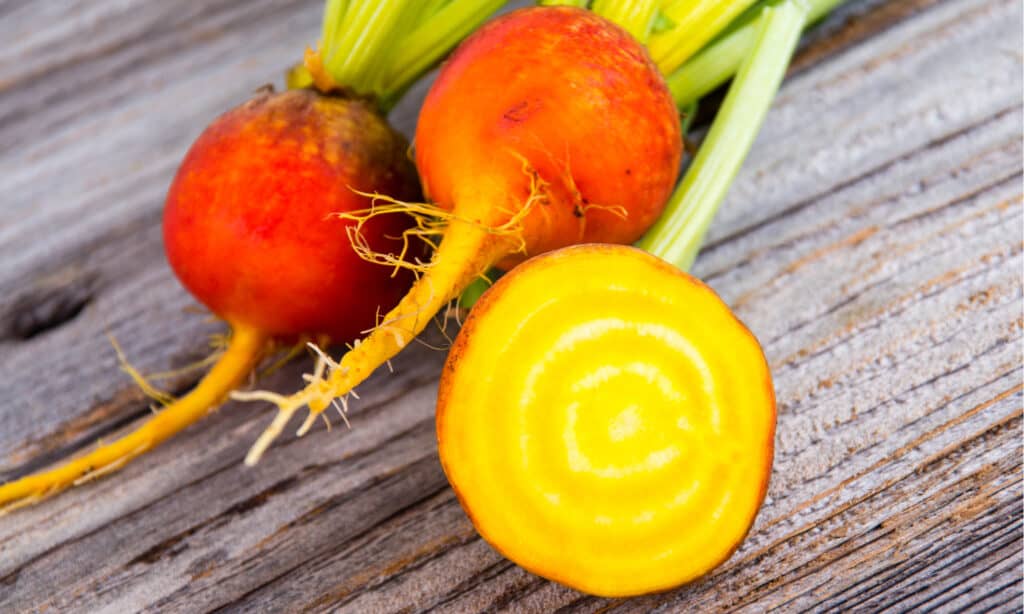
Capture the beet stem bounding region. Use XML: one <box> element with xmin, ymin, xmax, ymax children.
<box><xmin>667</xmin><ymin>0</ymin><xmax>845</xmax><ymax>106</ymax></box>
<box><xmin>637</xmin><ymin>0</ymin><xmax>808</xmax><ymax>270</ymax></box>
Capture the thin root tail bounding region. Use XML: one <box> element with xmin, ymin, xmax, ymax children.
<box><xmin>0</xmin><ymin>325</ymin><xmax>267</xmax><ymax>513</ymax></box>
<box><xmin>236</xmin><ymin>218</ymin><xmax>508</xmax><ymax>463</ymax></box>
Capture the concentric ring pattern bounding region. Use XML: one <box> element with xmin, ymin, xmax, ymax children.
<box><xmin>437</xmin><ymin>245</ymin><xmax>775</xmax><ymax>597</ymax></box>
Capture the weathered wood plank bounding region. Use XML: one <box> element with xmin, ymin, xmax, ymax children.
<box><xmin>1</xmin><ymin>0</ymin><xmax>1021</xmax><ymax>611</ymax></box>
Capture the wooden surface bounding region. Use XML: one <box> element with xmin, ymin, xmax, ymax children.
<box><xmin>1</xmin><ymin>0</ymin><xmax>1021</xmax><ymax>611</ymax></box>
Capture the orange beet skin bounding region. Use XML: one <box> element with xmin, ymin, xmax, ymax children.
<box><xmin>415</xmin><ymin>6</ymin><xmax>682</xmax><ymax>268</ymax></box>
<box><xmin>164</xmin><ymin>89</ymin><xmax>419</xmax><ymax>342</ymax></box>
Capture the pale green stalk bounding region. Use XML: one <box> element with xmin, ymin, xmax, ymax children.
<box><xmin>678</xmin><ymin>100</ymin><xmax>698</xmax><ymax>136</ymax></box>
<box><xmin>354</xmin><ymin>2</ymin><xmax>437</xmax><ymax>93</ymax></box>
<box><xmin>637</xmin><ymin>0</ymin><xmax>807</xmax><ymax>269</ymax></box>
<box><xmin>647</xmin><ymin>0</ymin><xmax>759</xmax><ymax>74</ymax></box>
<box><xmin>379</xmin><ymin>0</ymin><xmax>508</xmax><ymax>105</ymax></box>
<box><xmin>667</xmin><ymin>0</ymin><xmax>844</xmax><ymax>106</ymax></box>
<box><xmin>459</xmin><ymin>270</ymin><xmax>499</xmax><ymax>309</ymax></box>
<box><xmin>322</xmin><ymin>0</ymin><xmax>416</xmax><ymax>90</ymax></box>
<box><xmin>320</xmin><ymin>0</ymin><xmax>349</xmax><ymax>53</ymax></box>
<box><xmin>314</xmin><ymin>0</ymin><xmax>503</xmax><ymax>108</ymax></box>
<box><xmin>591</xmin><ymin>0</ymin><xmax>660</xmax><ymax>40</ymax></box>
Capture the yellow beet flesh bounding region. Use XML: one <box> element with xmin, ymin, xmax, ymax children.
<box><xmin>436</xmin><ymin>244</ymin><xmax>775</xmax><ymax>597</ymax></box>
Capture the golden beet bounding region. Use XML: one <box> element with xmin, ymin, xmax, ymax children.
<box><xmin>0</xmin><ymin>90</ymin><xmax>419</xmax><ymax>510</ymax></box>
<box><xmin>436</xmin><ymin>244</ymin><xmax>775</xmax><ymax>597</ymax></box>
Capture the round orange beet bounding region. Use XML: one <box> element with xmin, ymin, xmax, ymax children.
<box><xmin>0</xmin><ymin>88</ymin><xmax>422</xmax><ymax>509</ymax></box>
<box><xmin>415</xmin><ymin>6</ymin><xmax>682</xmax><ymax>269</ymax></box>
<box><xmin>163</xmin><ymin>89</ymin><xmax>419</xmax><ymax>342</ymax></box>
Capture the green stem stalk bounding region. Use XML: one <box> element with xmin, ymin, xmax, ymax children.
<box><xmin>591</xmin><ymin>0</ymin><xmax>660</xmax><ymax>40</ymax></box>
<box><xmin>378</xmin><ymin>0</ymin><xmax>507</xmax><ymax>107</ymax></box>
<box><xmin>323</xmin><ymin>0</ymin><xmax>418</xmax><ymax>90</ymax></box>
<box><xmin>320</xmin><ymin>0</ymin><xmax>349</xmax><ymax>56</ymax></box>
<box><xmin>678</xmin><ymin>100</ymin><xmax>698</xmax><ymax>138</ymax></box>
<box><xmin>459</xmin><ymin>270</ymin><xmax>499</xmax><ymax>309</ymax></box>
<box><xmin>315</xmin><ymin>0</ymin><xmax>502</xmax><ymax>108</ymax></box>
<box><xmin>667</xmin><ymin>0</ymin><xmax>843</xmax><ymax>106</ymax></box>
<box><xmin>647</xmin><ymin>0</ymin><xmax>760</xmax><ymax>74</ymax></box>
<box><xmin>637</xmin><ymin>0</ymin><xmax>807</xmax><ymax>270</ymax></box>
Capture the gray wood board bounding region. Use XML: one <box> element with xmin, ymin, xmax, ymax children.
<box><xmin>1</xmin><ymin>0</ymin><xmax>1021</xmax><ymax>611</ymax></box>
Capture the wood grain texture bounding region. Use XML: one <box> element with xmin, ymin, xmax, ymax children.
<box><xmin>1</xmin><ymin>0</ymin><xmax>1021</xmax><ymax>612</ymax></box>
